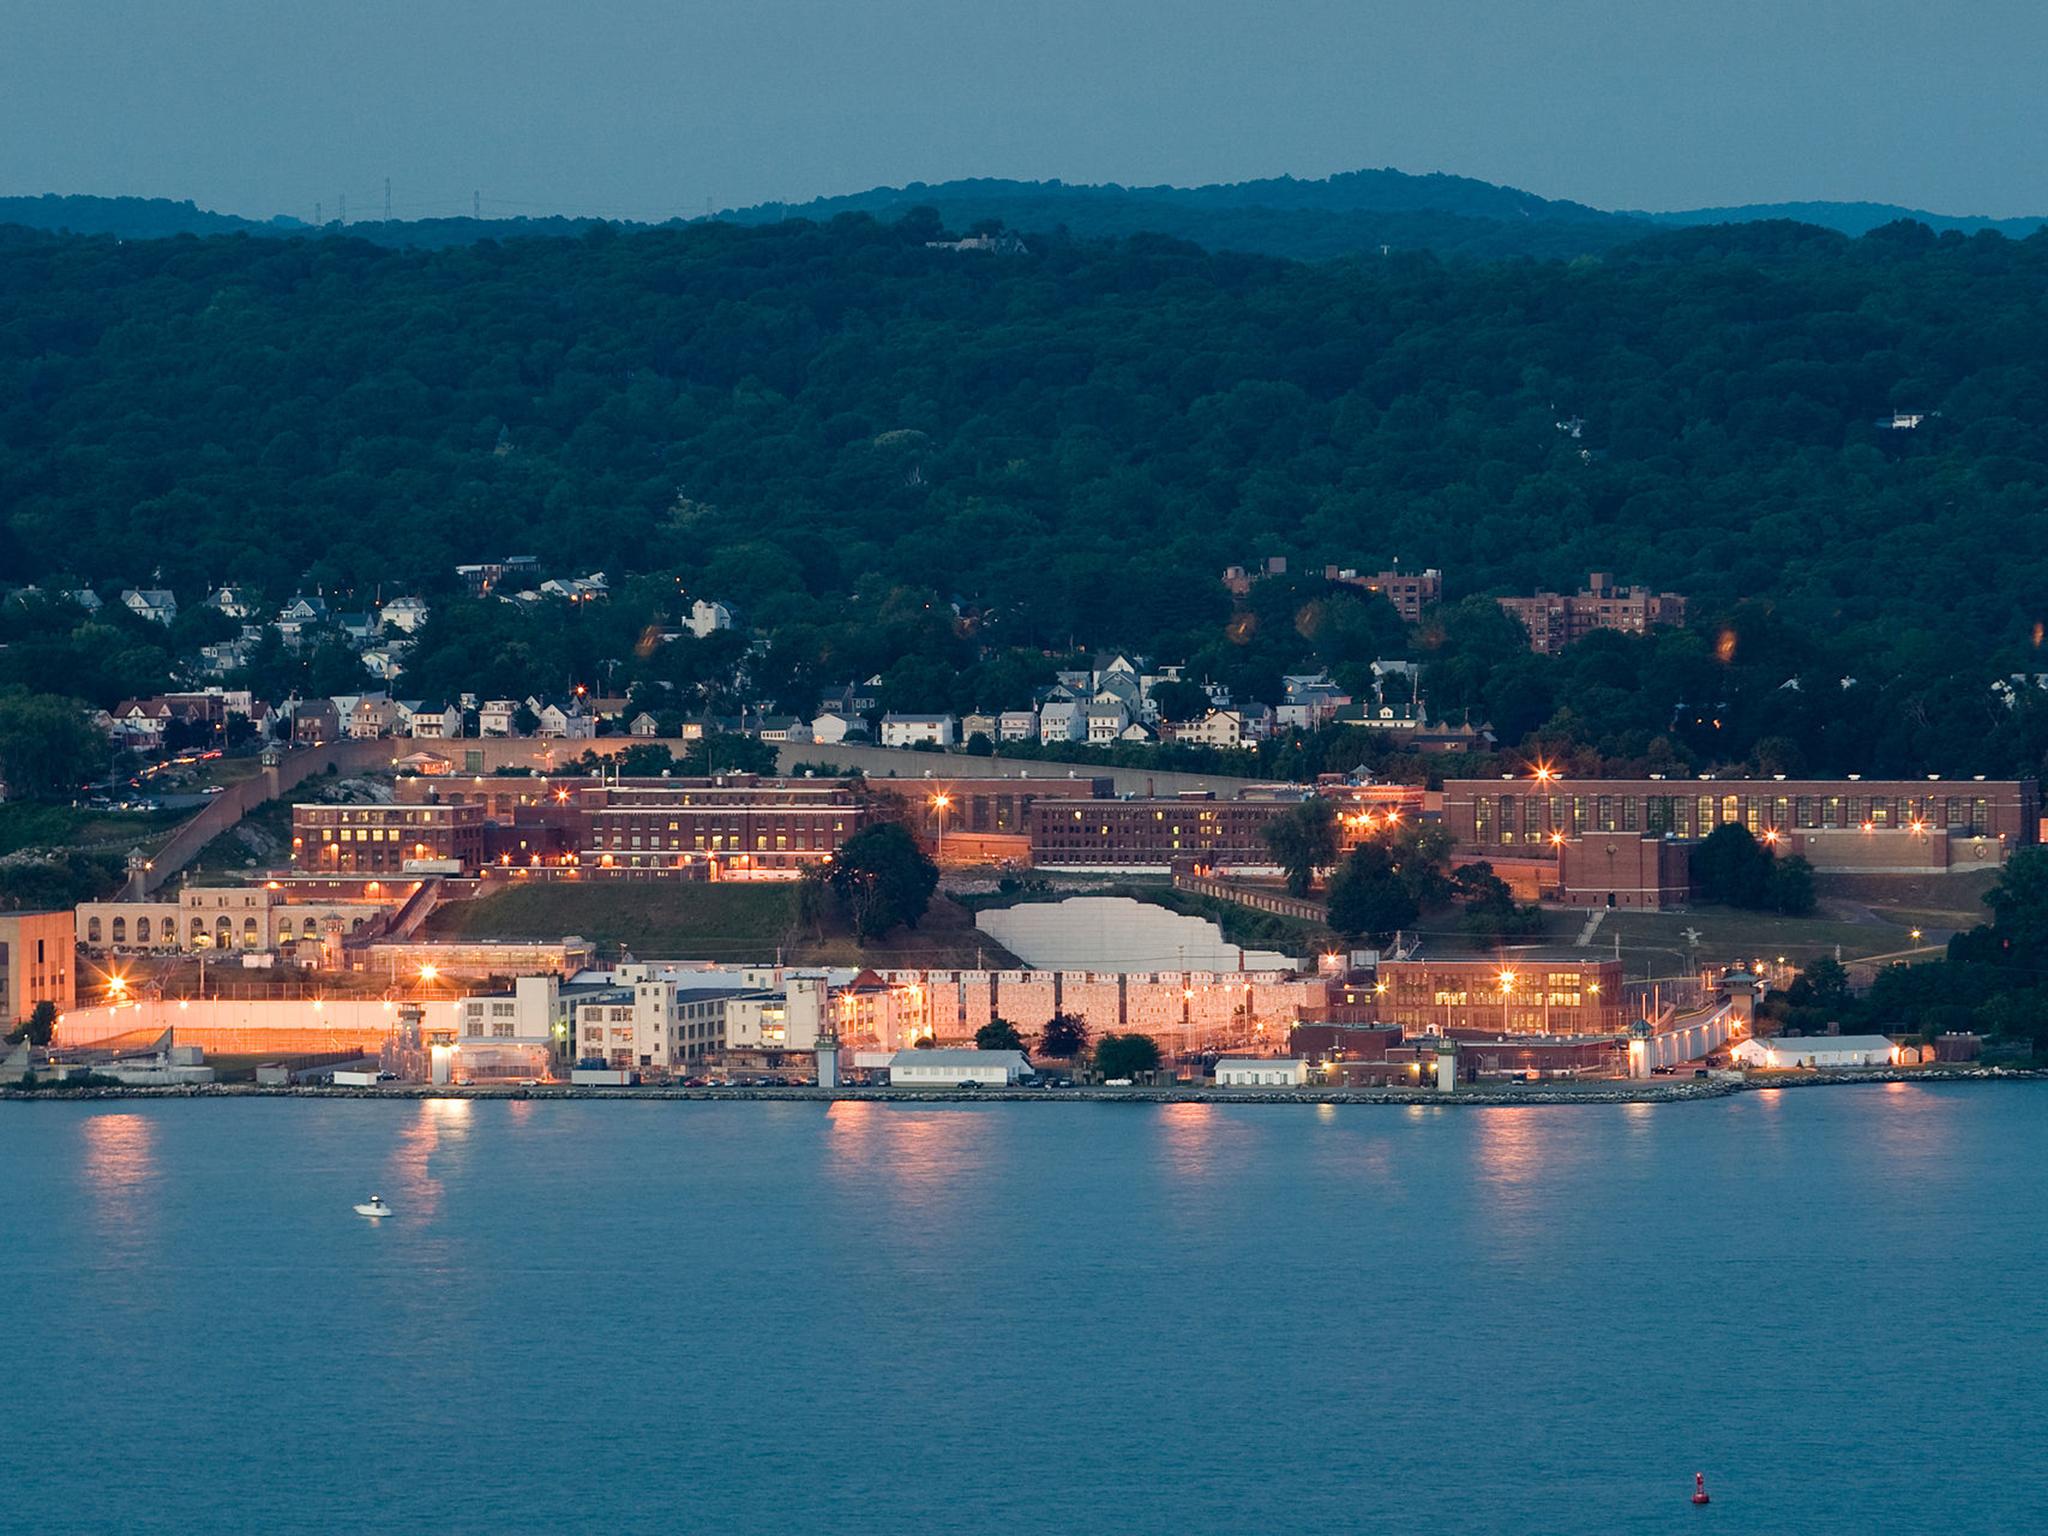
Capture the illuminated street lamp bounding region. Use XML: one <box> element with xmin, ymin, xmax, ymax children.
<box><xmin>930</xmin><ymin>792</ymin><xmax>951</xmax><ymax>864</ymax></box>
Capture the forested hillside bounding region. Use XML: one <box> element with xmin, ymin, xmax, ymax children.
<box><xmin>6</xmin><ymin>210</ymin><xmax>2048</xmax><ymax>777</ymax></box>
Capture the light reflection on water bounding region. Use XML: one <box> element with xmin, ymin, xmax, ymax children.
<box><xmin>80</xmin><ymin>1112</ymin><xmax>157</xmax><ymax>1254</ymax></box>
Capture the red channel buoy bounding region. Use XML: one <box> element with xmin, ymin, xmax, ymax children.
<box><xmin>1692</xmin><ymin>1472</ymin><xmax>1711</xmax><ymax>1506</ymax></box>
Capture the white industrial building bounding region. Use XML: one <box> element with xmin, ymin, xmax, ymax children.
<box><xmin>887</xmin><ymin>1048</ymin><xmax>1034</xmax><ymax>1087</ymax></box>
<box><xmin>1733</xmin><ymin>1035</ymin><xmax>1899</xmax><ymax>1070</ymax></box>
<box><xmin>1214</xmin><ymin>1058</ymin><xmax>1308</xmax><ymax>1087</ymax></box>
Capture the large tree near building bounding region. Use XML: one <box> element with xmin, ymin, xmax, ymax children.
<box><xmin>1261</xmin><ymin>796</ymin><xmax>1338</xmax><ymax>896</ymax></box>
<box><xmin>1037</xmin><ymin>1012</ymin><xmax>1089</xmax><ymax>1059</ymax></box>
<box><xmin>1094</xmin><ymin>1032</ymin><xmax>1161</xmax><ymax>1079</ymax></box>
<box><xmin>827</xmin><ymin>821</ymin><xmax>939</xmax><ymax>942</ymax></box>
<box><xmin>975</xmin><ymin>1019</ymin><xmax>1026</xmax><ymax>1052</ymax></box>
<box><xmin>6</xmin><ymin>1000</ymin><xmax>58</xmax><ymax>1048</ymax></box>
<box><xmin>1325</xmin><ymin>842</ymin><xmax>1420</xmax><ymax>944</ymax></box>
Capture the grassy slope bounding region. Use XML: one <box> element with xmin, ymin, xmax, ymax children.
<box><xmin>0</xmin><ymin>802</ymin><xmax>184</xmax><ymax>858</ymax></box>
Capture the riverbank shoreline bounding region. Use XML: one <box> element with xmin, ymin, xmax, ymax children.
<box><xmin>4</xmin><ymin>1065</ymin><xmax>2040</xmax><ymax>1107</ymax></box>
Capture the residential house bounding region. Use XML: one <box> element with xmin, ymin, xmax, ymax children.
<box><xmin>275</xmin><ymin>594</ymin><xmax>329</xmax><ymax>648</ymax></box>
<box><xmin>455</xmin><ymin>556</ymin><xmax>539</xmax><ymax>596</ymax></box>
<box><xmin>408</xmin><ymin>701</ymin><xmax>464</xmax><ymax>739</ymax></box>
<box><xmin>1173</xmin><ymin>708</ymin><xmax>1251</xmax><ymax>750</ymax></box>
<box><xmin>1276</xmin><ymin>674</ymin><xmax>1348</xmax><ymax>731</ymax></box>
<box><xmin>628</xmin><ymin>712</ymin><xmax>661</xmax><ymax>738</ymax></box>
<box><xmin>207</xmin><ymin>586</ymin><xmax>257</xmax><ymax>620</ymax></box>
<box><xmin>121</xmin><ymin>588</ymin><xmax>178</xmax><ymax>626</ymax></box>
<box><xmin>109</xmin><ymin>699</ymin><xmax>172</xmax><ymax>749</ymax></box>
<box><xmin>811</xmin><ymin>711</ymin><xmax>864</xmax><ymax>746</ymax></box>
<box><xmin>817</xmin><ymin>679</ymin><xmax>879</xmax><ymax>716</ymax></box>
<box><xmin>960</xmin><ymin>712</ymin><xmax>999</xmax><ymax>745</ymax></box>
<box><xmin>998</xmin><ymin>709</ymin><xmax>1038</xmax><ymax>742</ymax></box>
<box><xmin>1085</xmin><ymin>700</ymin><xmax>1131</xmax><ymax>744</ymax></box>
<box><xmin>879</xmin><ymin>713</ymin><xmax>957</xmax><ymax>748</ymax></box>
<box><xmin>687</xmin><ymin>598</ymin><xmax>735</xmax><ymax>639</ymax></box>
<box><xmin>61</xmin><ymin>588</ymin><xmax>103</xmax><ymax>613</ymax></box>
<box><xmin>335</xmin><ymin>612</ymin><xmax>380</xmax><ymax>648</ymax></box>
<box><xmin>347</xmin><ymin>695</ymin><xmax>397</xmax><ymax>738</ymax></box>
<box><xmin>1116</xmin><ymin>721</ymin><xmax>1156</xmax><ymax>743</ymax></box>
<box><xmin>360</xmin><ymin>647</ymin><xmax>406</xmax><ymax>682</ymax></box>
<box><xmin>1038</xmin><ymin>700</ymin><xmax>1084</xmax><ymax>745</ymax></box>
<box><xmin>540</xmin><ymin>573</ymin><xmax>609</xmax><ymax>603</ymax></box>
<box><xmin>478</xmin><ymin>699</ymin><xmax>522</xmax><ymax>737</ymax></box>
<box><xmin>290</xmin><ymin>699</ymin><xmax>340</xmax><ymax>744</ymax></box>
<box><xmin>378</xmin><ymin>595</ymin><xmax>431</xmax><ymax>634</ymax></box>
<box><xmin>533</xmin><ymin>698</ymin><xmax>596</xmax><ymax>740</ymax></box>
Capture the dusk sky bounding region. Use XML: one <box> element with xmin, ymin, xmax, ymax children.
<box><xmin>3</xmin><ymin>0</ymin><xmax>2043</xmax><ymax>222</ymax></box>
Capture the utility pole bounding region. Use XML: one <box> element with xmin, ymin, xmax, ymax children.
<box><xmin>315</xmin><ymin>200</ymin><xmax>322</xmax><ymax>226</ymax></box>
<box><xmin>473</xmin><ymin>189</ymin><xmax>481</xmax><ymax>219</ymax></box>
<box><xmin>384</xmin><ymin>177</ymin><xmax>392</xmax><ymax>221</ymax></box>
<box><xmin>338</xmin><ymin>192</ymin><xmax>346</xmax><ymax>226</ymax></box>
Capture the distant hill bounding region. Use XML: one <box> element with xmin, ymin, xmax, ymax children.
<box><xmin>0</xmin><ymin>194</ymin><xmax>283</xmax><ymax>239</ymax></box>
<box><xmin>3</xmin><ymin>172</ymin><xmax>2044</xmax><ymax>264</ymax></box>
<box><xmin>1639</xmin><ymin>200</ymin><xmax>2047</xmax><ymax>239</ymax></box>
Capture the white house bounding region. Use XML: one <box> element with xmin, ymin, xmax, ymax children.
<box><xmin>1733</xmin><ymin>1035</ymin><xmax>1898</xmax><ymax>1070</ymax></box>
<box><xmin>1084</xmin><ymin>700</ymin><xmax>1130</xmax><ymax>744</ymax></box>
<box><xmin>887</xmin><ymin>1048</ymin><xmax>1034</xmax><ymax>1087</ymax></box>
<box><xmin>811</xmin><ymin>711</ymin><xmax>861</xmax><ymax>746</ymax></box>
<box><xmin>687</xmin><ymin>599</ymin><xmax>734</xmax><ymax>639</ymax></box>
<box><xmin>1038</xmin><ymin>700</ymin><xmax>1084</xmax><ymax>745</ymax></box>
<box><xmin>1215</xmin><ymin>1058</ymin><xmax>1308</xmax><ymax>1087</ymax></box>
<box><xmin>880</xmin><ymin>713</ymin><xmax>956</xmax><ymax>749</ymax></box>
<box><xmin>121</xmin><ymin>588</ymin><xmax>178</xmax><ymax>626</ymax></box>
<box><xmin>379</xmin><ymin>595</ymin><xmax>431</xmax><ymax>633</ymax></box>
<box><xmin>207</xmin><ymin>586</ymin><xmax>257</xmax><ymax>620</ymax></box>
<box><xmin>478</xmin><ymin>699</ymin><xmax>522</xmax><ymax>737</ymax></box>
<box><xmin>1174</xmin><ymin>708</ymin><xmax>1249</xmax><ymax>749</ymax></box>
<box><xmin>998</xmin><ymin>709</ymin><xmax>1038</xmax><ymax>742</ymax></box>
<box><xmin>534</xmin><ymin>699</ymin><xmax>596</xmax><ymax>739</ymax></box>
<box><xmin>407</xmin><ymin>701</ymin><xmax>464</xmax><ymax>739</ymax></box>
<box><xmin>275</xmin><ymin>594</ymin><xmax>329</xmax><ymax>647</ymax></box>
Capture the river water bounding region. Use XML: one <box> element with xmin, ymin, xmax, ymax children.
<box><xmin>3</xmin><ymin>1085</ymin><xmax>2042</xmax><ymax>1534</ymax></box>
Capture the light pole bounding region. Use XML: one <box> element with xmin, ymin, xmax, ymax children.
<box><xmin>930</xmin><ymin>792</ymin><xmax>950</xmax><ymax>865</ymax></box>
<box><xmin>1499</xmin><ymin>970</ymin><xmax>1517</xmax><ymax>1035</ymax></box>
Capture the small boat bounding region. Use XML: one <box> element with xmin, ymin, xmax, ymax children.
<box><xmin>354</xmin><ymin>1196</ymin><xmax>392</xmax><ymax>1218</ymax></box>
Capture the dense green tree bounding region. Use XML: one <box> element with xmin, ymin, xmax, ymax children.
<box><xmin>1692</xmin><ymin>825</ymin><xmax>1774</xmax><ymax>908</ymax></box>
<box><xmin>974</xmin><ymin>1018</ymin><xmax>1026</xmax><ymax>1052</ymax></box>
<box><xmin>1261</xmin><ymin>797</ymin><xmax>1339</xmax><ymax>896</ymax></box>
<box><xmin>1038</xmin><ymin>1012</ymin><xmax>1089</xmax><ymax>1059</ymax></box>
<box><xmin>1148</xmin><ymin>679</ymin><xmax>1212</xmax><ymax>723</ymax></box>
<box><xmin>0</xmin><ymin>689</ymin><xmax>104</xmax><ymax>796</ymax></box>
<box><xmin>1094</xmin><ymin>1033</ymin><xmax>1162</xmax><ymax>1079</ymax></box>
<box><xmin>826</xmin><ymin>822</ymin><xmax>939</xmax><ymax>941</ymax></box>
<box><xmin>1325</xmin><ymin>843</ymin><xmax>1420</xmax><ymax>943</ymax></box>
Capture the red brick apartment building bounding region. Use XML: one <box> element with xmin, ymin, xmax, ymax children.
<box><xmin>869</xmin><ymin>775</ymin><xmax>1113</xmax><ymax>866</ymax></box>
<box><xmin>1029</xmin><ymin>791</ymin><xmax>1304</xmax><ymax>871</ymax></box>
<box><xmin>1495</xmin><ymin>573</ymin><xmax>1687</xmax><ymax>655</ymax></box>
<box><xmin>574</xmin><ymin>777</ymin><xmax>873</xmax><ymax>875</ymax></box>
<box><xmin>1444</xmin><ymin>777</ymin><xmax>2037</xmax><ymax>849</ymax></box>
<box><xmin>1324</xmin><ymin>566</ymin><xmax>1444</xmax><ymax>623</ymax></box>
<box><xmin>1443</xmin><ymin>775</ymin><xmax>2037</xmax><ymax>906</ymax></box>
<box><xmin>292</xmin><ymin>802</ymin><xmax>486</xmax><ymax>875</ymax></box>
